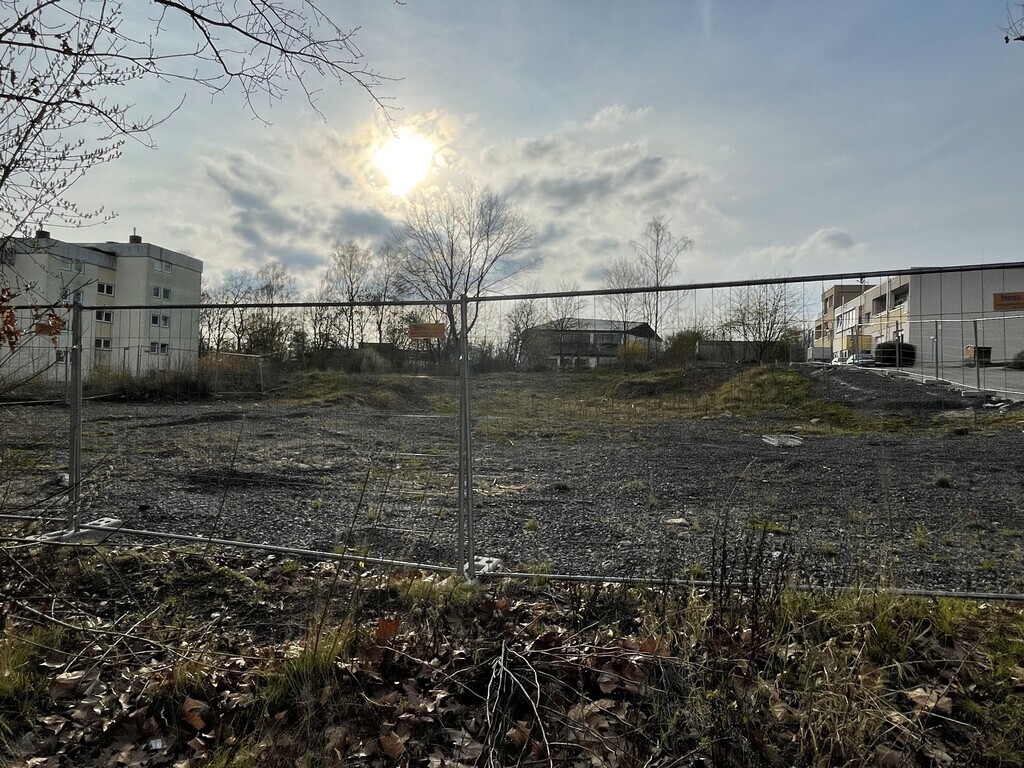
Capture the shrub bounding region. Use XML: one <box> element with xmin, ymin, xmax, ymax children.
<box><xmin>1007</xmin><ymin>350</ymin><xmax>1024</xmax><ymax>370</ymax></box>
<box><xmin>662</xmin><ymin>330</ymin><xmax>702</xmax><ymax>365</ymax></box>
<box><xmin>874</xmin><ymin>341</ymin><xmax>916</xmax><ymax>367</ymax></box>
<box><xmin>617</xmin><ymin>339</ymin><xmax>651</xmax><ymax>371</ymax></box>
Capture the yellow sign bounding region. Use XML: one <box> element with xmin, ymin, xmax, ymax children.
<box><xmin>994</xmin><ymin>293</ymin><xmax>1024</xmax><ymax>311</ymax></box>
<box><xmin>408</xmin><ymin>322</ymin><xmax>446</xmax><ymax>340</ymax></box>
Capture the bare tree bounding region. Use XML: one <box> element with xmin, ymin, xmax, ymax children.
<box><xmin>201</xmin><ymin>270</ymin><xmax>258</xmax><ymax>352</ymax></box>
<box><xmin>503</xmin><ymin>297</ymin><xmax>542</xmax><ymax>367</ymax></box>
<box><xmin>720</xmin><ymin>281</ymin><xmax>802</xmax><ymax>363</ymax></box>
<box><xmin>602</xmin><ymin>255</ymin><xmax>643</xmax><ymax>330</ymax></box>
<box><xmin>544</xmin><ymin>284</ymin><xmax>587</xmax><ymax>368</ymax></box>
<box><xmin>632</xmin><ymin>215</ymin><xmax>692</xmax><ymax>336</ymax></box>
<box><xmin>248</xmin><ymin>261</ymin><xmax>297</xmax><ymax>355</ymax></box>
<box><xmin>1004</xmin><ymin>4</ymin><xmax>1024</xmax><ymax>43</ymax></box>
<box><xmin>390</xmin><ymin>183</ymin><xmax>536</xmax><ymax>351</ymax></box>
<box><xmin>367</xmin><ymin>245</ymin><xmax>402</xmax><ymax>346</ymax></box>
<box><xmin>301</xmin><ymin>281</ymin><xmax>338</xmax><ymax>351</ymax></box>
<box><xmin>324</xmin><ymin>240</ymin><xmax>373</xmax><ymax>347</ymax></box>
<box><xmin>0</xmin><ymin>1</ymin><xmax>391</xmax><ymax>243</ymax></box>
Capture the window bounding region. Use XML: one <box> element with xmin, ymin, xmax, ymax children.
<box><xmin>61</xmin><ymin>290</ymin><xmax>83</xmax><ymax>304</ymax></box>
<box><xmin>94</xmin><ymin>338</ymin><xmax>111</xmax><ymax>350</ymax></box>
<box><xmin>153</xmin><ymin>260</ymin><xmax>172</xmax><ymax>273</ymax></box>
<box><xmin>151</xmin><ymin>313</ymin><xmax>159</xmax><ymax>326</ymax></box>
<box><xmin>95</xmin><ymin>310</ymin><xmax>113</xmax><ymax>323</ymax></box>
<box><xmin>162</xmin><ymin>287</ymin><xmax>171</xmax><ymax>300</ymax></box>
<box><xmin>150</xmin><ymin>313</ymin><xmax>170</xmax><ymax>327</ymax></box>
<box><xmin>162</xmin><ymin>315</ymin><xmax>170</xmax><ymax>328</ymax></box>
<box><xmin>149</xmin><ymin>342</ymin><xmax>169</xmax><ymax>355</ymax></box>
<box><xmin>60</xmin><ymin>258</ymin><xmax>84</xmax><ymax>273</ymax></box>
<box><xmin>152</xmin><ymin>286</ymin><xmax>171</xmax><ymax>300</ymax></box>
<box><xmin>152</xmin><ymin>285</ymin><xmax>161</xmax><ymax>299</ymax></box>
<box><xmin>97</xmin><ymin>283</ymin><xmax>114</xmax><ymax>296</ymax></box>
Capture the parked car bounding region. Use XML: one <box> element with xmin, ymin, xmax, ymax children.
<box><xmin>847</xmin><ymin>351</ymin><xmax>874</xmax><ymax>366</ymax></box>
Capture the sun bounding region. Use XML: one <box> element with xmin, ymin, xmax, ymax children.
<box><xmin>373</xmin><ymin>131</ymin><xmax>435</xmax><ymax>195</ymax></box>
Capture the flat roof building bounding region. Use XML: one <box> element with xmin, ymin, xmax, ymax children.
<box><xmin>1</xmin><ymin>231</ymin><xmax>203</xmax><ymax>385</ymax></box>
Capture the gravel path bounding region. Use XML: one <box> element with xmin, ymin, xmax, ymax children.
<box><xmin>3</xmin><ymin>366</ymin><xmax>1024</xmax><ymax>593</ymax></box>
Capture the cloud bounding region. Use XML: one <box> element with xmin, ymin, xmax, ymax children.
<box><xmin>178</xmin><ymin>106</ymin><xmax>727</xmax><ymax>295</ymax></box>
<box><xmin>576</xmin><ymin>235</ymin><xmax>622</xmax><ymax>256</ymax></box>
<box><xmin>740</xmin><ymin>228</ymin><xmax>864</xmax><ymax>271</ymax></box>
<box><xmin>328</xmin><ymin>207</ymin><xmax>397</xmax><ymax>246</ymax></box>
<box><xmin>589</xmin><ymin>104</ymin><xmax>654</xmax><ymax>129</ymax></box>
<box><xmin>203</xmin><ymin>152</ymin><xmax>303</xmax><ymax>250</ymax></box>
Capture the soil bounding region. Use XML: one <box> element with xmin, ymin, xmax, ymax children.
<box><xmin>3</xmin><ymin>365</ymin><xmax>1024</xmax><ymax>594</ymax></box>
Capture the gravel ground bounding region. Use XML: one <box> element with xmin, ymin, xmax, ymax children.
<box><xmin>3</xmin><ymin>365</ymin><xmax>1024</xmax><ymax>593</ymax></box>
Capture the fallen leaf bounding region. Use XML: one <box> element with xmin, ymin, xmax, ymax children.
<box><xmin>181</xmin><ymin>697</ymin><xmax>212</xmax><ymax>731</ymax></box>
<box><xmin>379</xmin><ymin>730</ymin><xmax>406</xmax><ymax>759</ymax></box>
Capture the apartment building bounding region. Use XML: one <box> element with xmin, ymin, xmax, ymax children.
<box><xmin>1</xmin><ymin>230</ymin><xmax>203</xmax><ymax>382</ymax></box>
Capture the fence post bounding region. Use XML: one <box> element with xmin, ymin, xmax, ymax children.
<box><xmin>458</xmin><ymin>294</ymin><xmax>476</xmax><ymax>580</ymax></box>
<box><xmin>973</xmin><ymin>319</ymin><xmax>981</xmax><ymax>392</ymax></box>
<box><xmin>934</xmin><ymin>320</ymin><xmax>939</xmax><ymax>382</ymax></box>
<box><xmin>68</xmin><ymin>300</ymin><xmax>83</xmax><ymax>533</ymax></box>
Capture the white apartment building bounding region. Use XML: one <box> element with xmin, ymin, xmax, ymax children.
<box><xmin>1</xmin><ymin>230</ymin><xmax>203</xmax><ymax>383</ymax></box>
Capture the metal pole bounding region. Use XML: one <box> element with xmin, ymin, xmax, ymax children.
<box><xmin>895</xmin><ymin>320</ymin><xmax>901</xmax><ymax>373</ymax></box>
<box><xmin>456</xmin><ymin>394</ymin><xmax>466</xmax><ymax>580</ymax></box>
<box><xmin>973</xmin><ymin>319</ymin><xmax>981</xmax><ymax>391</ymax></box>
<box><xmin>933</xmin><ymin>320</ymin><xmax>939</xmax><ymax>381</ymax></box>
<box><xmin>459</xmin><ymin>293</ymin><xmax>476</xmax><ymax>580</ymax></box>
<box><xmin>68</xmin><ymin>301</ymin><xmax>83</xmax><ymax>533</ymax></box>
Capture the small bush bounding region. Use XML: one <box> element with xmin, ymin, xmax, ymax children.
<box><xmin>874</xmin><ymin>341</ymin><xmax>916</xmax><ymax>367</ymax></box>
<box><xmin>617</xmin><ymin>339</ymin><xmax>651</xmax><ymax>371</ymax></box>
<box><xmin>662</xmin><ymin>330</ymin><xmax>702</xmax><ymax>365</ymax></box>
<box><xmin>1007</xmin><ymin>350</ymin><xmax>1024</xmax><ymax>370</ymax></box>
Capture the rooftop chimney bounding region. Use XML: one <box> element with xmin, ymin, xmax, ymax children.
<box><xmin>129</xmin><ymin>234</ymin><xmax>142</xmax><ymax>244</ymax></box>
<box><xmin>35</xmin><ymin>229</ymin><xmax>50</xmax><ymax>239</ymax></box>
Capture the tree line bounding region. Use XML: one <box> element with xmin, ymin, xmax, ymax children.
<box><xmin>199</xmin><ymin>193</ymin><xmax>805</xmax><ymax>370</ymax></box>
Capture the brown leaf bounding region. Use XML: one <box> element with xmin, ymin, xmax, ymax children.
<box><xmin>181</xmin><ymin>697</ymin><xmax>211</xmax><ymax>731</ymax></box>
<box><xmin>906</xmin><ymin>687</ymin><xmax>953</xmax><ymax>717</ymax></box>
<box><xmin>505</xmin><ymin>720</ymin><xmax>530</xmax><ymax>750</ymax></box>
<box><xmin>375</xmin><ymin>617</ymin><xmax>401</xmax><ymax>644</ymax></box>
<box><xmin>379</xmin><ymin>730</ymin><xmax>406</xmax><ymax>759</ymax></box>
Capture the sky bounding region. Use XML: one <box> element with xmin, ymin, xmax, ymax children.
<box><xmin>64</xmin><ymin>1</ymin><xmax>1024</xmax><ymax>295</ymax></box>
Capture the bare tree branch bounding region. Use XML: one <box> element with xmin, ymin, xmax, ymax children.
<box><xmin>0</xmin><ymin>0</ymin><xmax>394</xmax><ymax>244</ymax></box>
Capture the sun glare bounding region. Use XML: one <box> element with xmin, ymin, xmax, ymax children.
<box><xmin>373</xmin><ymin>132</ymin><xmax>435</xmax><ymax>195</ymax></box>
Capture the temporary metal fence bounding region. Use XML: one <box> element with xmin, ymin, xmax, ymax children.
<box><xmin>4</xmin><ymin>263</ymin><xmax>1024</xmax><ymax>598</ymax></box>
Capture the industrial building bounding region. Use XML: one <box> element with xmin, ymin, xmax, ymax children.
<box><xmin>812</xmin><ymin>264</ymin><xmax>1024</xmax><ymax>366</ymax></box>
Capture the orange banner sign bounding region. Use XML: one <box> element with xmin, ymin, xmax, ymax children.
<box><xmin>408</xmin><ymin>323</ymin><xmax>446</xmax><ymax>340</ymax></box>
<box><xmin>994</xmin><ymin>293</ymin><xmax>1024</xmax><ymax>311</ymax></box>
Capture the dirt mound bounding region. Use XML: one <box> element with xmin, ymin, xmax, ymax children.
<box><xmin>806</xmin><ymin>366</ymin><xmax>970</xmax><ymax>414</ymax></box>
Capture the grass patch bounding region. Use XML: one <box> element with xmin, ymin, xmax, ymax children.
<box><xmin>0</xmin><ymin>628</ymin><xmax>63</xmax><ymax>741</ymax></box>
<box><xmin>745</xmin><ymin>517</ymin><xmax>792</xmax><ymax>535</ymax></box>
<box><xmin>912</xmin><ymin>523</ymin><xmax>929</xmax><ymax>550</ymax></box>
<box><xmin>5</xmin><ymin>547</ymin><xmax>1024</xmax><ymax>766</ymax></box>
<box><xmin>280</xmin><ymin>370</ymin><xmax>437</xmax><ymax>410</ymax></box>
<box><xmin>518</xmin><ymin>561</ymin><xmax>553</xmax><ymax>585</ymax></box>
